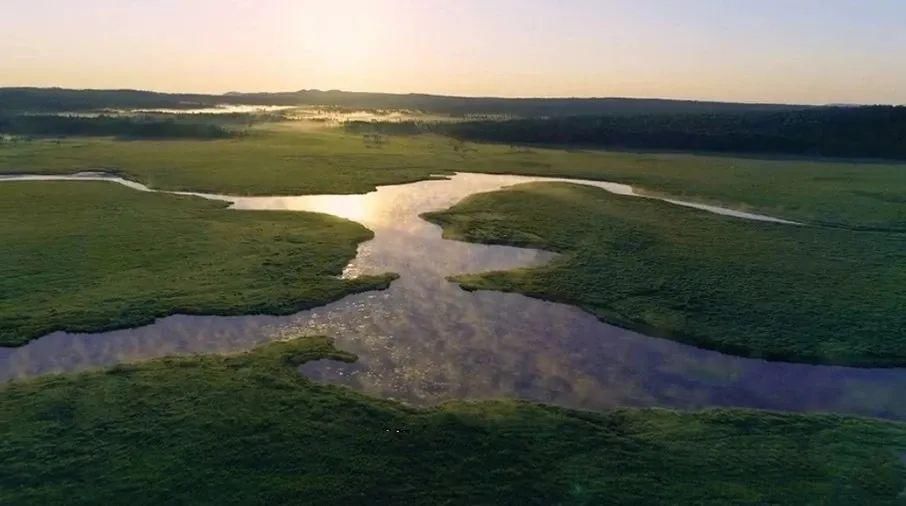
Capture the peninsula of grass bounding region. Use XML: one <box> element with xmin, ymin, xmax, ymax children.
<box><xmin>2</xmin><ymin>124</ymin><xmax>906</xmax><ymax>230</ymax></box>
<box><xmin>424</xmin><ymin>183</ymin><xmax>906</xmax><ymax>367</ymax></box>
<box><xmin>2</xmin><ymin>336</ymin><xmax>905</xmax><ymax>505</ymax></box>
<box><xmin>0</xmin><ymin>181</ymin><xmax>395</xmax><ymax>346</ymax></box>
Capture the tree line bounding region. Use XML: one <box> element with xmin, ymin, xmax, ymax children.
<box><xmin>2</xmin><ymin>87</ymin><xmax>805</xmax><ymax>116</ymax></box>
<box><xmin>348</xmin><ymin>106</ymin><xmax>906</xmax><ymax>159</ymax></box>
<box><xmin>0</xmin><ymin>115</ymin><xmax>233</xmax><ymax>139</ymax></box>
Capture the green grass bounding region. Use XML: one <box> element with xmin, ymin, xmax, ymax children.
<box><xmin>424</xmin><ymin>183</ymin><xmax>906</xmax><ymax>366</ymax></box>
<box><xmin>0</xmin><ymin>181</ymin><xmax>395</xmax><ymax>346</ymax></box>
<box><xmin>2</xmin><ymin>125</ymin><xmax>906</xmax><ymax>230</ymax></box>
<box><xmin>2</xmin><ymin>336</ymin><xmax>905</xmax><ymax>505</ymax></box>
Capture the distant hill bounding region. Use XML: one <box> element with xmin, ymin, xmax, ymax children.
<box><xmin>0</xmin><ymin>87</ymin><xmax>811</xmax><ymax>116</ymax></box>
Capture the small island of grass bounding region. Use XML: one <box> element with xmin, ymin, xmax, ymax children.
<box><xmin>424</xmin><ymin>182</ymin><xmax>906</xmax><ymax>367</ymax></box>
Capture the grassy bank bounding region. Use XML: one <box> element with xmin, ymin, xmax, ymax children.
<box><xmin>2</xmin><ymin>125</ymin><xmax>906</xmax><ymax>230</ymax></box>
<box><xmin>0</xmin><ymin>181</ymin><xmax>394</xmax><ymax>346</ymax></box>
<box><xmin>2</xmin><ymin>336</ymin><xmax>905</xmax><ymax>505</ymax></box>
<box><xmin>424</xmin><ymin>183</ymin><xmax>906</xmax><ymax>366</ymax></box>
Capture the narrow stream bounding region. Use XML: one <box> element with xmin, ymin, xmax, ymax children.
<box><xmin>1</xmin><ymin>172</ymin><xmax>903</xmax><ymax>420</ymax></box>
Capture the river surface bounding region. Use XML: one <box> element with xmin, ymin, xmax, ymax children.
<box><xmin>1</xmin><ymin>172</ymin><xmax>903</xmax><ymax>420</ymax></box>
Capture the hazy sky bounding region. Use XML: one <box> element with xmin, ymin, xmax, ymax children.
<box><xmin>3</xmin><ymin>0</ymin><xmax>905</xmax><ymax>104</ymax></box>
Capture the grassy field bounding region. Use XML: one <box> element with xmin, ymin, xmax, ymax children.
<box><xmin>0</xmin><ymin>181</ymin><xmax>394</xmax><ymax>346</ymax></box>
<box><xmin>2</xmin><ymin>336</ymin><xmax>905</xmax><ymax>505</ymax></box>
<box><xmin>1</xmin><ymin>124</ymin><xmax>906</xmax><ymax>230</ymax></box>
<box><xmin>424</xmin><ymin>183</ymin><xmax>906</xmax><ymax>366</ymax></box>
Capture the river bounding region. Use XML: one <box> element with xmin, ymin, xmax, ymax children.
<box><xmin>1</xmin><ymin>171</ymin><xmax>902</xmax><ymax>420</ymax></box>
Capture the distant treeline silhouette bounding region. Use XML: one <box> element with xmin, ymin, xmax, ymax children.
<box><xmin>1</xmin><ymin>87</ymin><xmax>806</xmax><ymax>117</ymax></box>
<box><xmin>348</xmin><ymin>106</ymin><xmax>906</xmax><ymax>159</ymax></box>
<box><xmin>0</xmin><ymin>115</ymin><xmax>233</xmax><ymax>139</ymax></box>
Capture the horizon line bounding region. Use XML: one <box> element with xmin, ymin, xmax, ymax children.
<box><xmin>4</xmin><ymin>84</ymin><xmax>882</xmax><ymax>107</ymax></box>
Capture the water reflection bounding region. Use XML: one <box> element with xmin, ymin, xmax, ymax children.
<box><xmin>1</xmin><ymin>172</ymin><xmax>901</xmax><ymax>420</ymax></box>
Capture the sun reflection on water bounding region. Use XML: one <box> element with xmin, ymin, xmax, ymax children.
<box><xmin>231</xmin><ymin>193</ymin><xmax>376</xmax><ymax>224</ymax></box>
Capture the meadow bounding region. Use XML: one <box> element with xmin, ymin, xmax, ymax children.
<box><xmin>425</xmin><ymin>182</ymin><xmax>906</xmax><ymax>366</ymax></box>
<box><xmin>2</xmin><ymin>336</ymin><xmax>905</xmax><ymax>505</ymax></box>
<box><xmin>0</xmin><ymin>181</ymin><xmax>394</xmax><ymax>345</ymax></box>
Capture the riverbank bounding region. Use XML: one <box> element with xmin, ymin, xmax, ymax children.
<box><xmin>0</xmin><ymin>181</ymin><xmax>394</xmax><ymax>346</ymax></box>
<box><xmin>2</xmin><ymin>125</ymin><xmax>906</xmax><ymax>230</ymax></box>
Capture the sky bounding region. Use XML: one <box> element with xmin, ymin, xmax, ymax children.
<box><xmin>2</xmin><ymin>0</ymin><xmax>905</xmax><ymax>104</ymax></box>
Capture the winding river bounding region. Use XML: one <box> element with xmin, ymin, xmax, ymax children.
<box><xmin>1</xmin><ymin>172</ymin><xmax>904</xmax><ymax>420</ymax></box>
